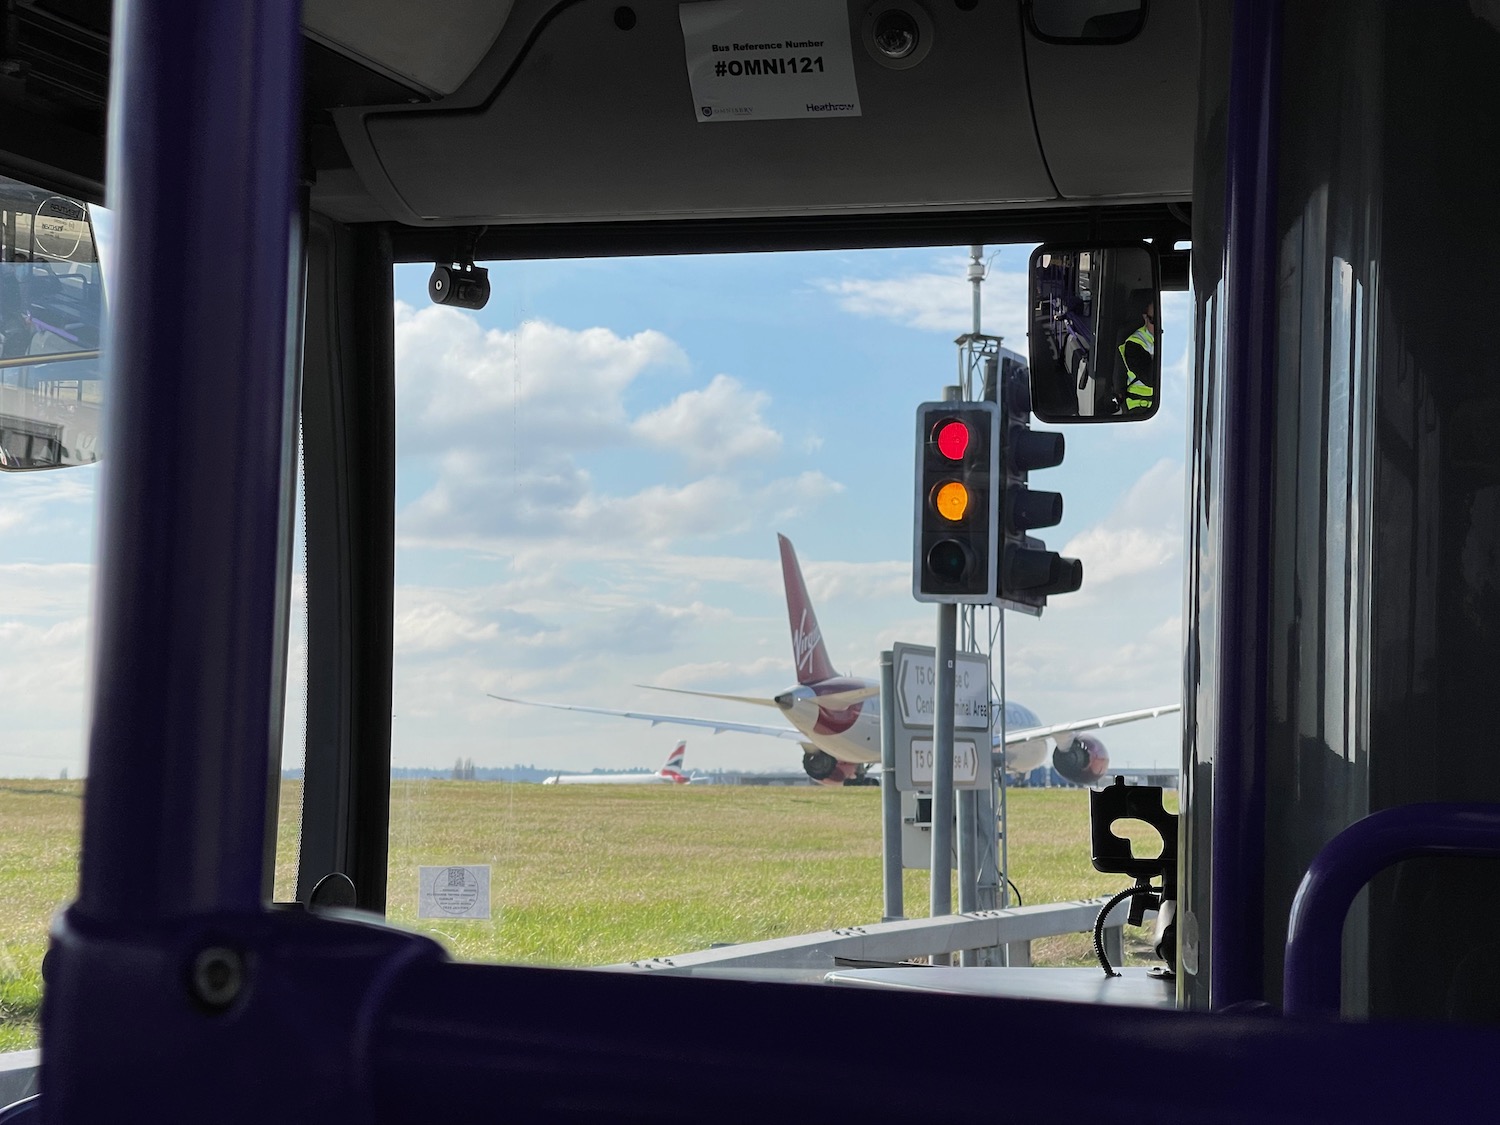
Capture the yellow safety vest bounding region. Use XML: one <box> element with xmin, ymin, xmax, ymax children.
<box><xmin>1119</xmin><ymin>326</ymin><xmax>1156</xmax><ymax>410</ymax></box>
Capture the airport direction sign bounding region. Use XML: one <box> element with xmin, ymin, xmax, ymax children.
<box><xmin>894</xmin><ymin>644</ymin><xmax>991</xmax><ymax>730</ymax></box>
<box><xmin>909</xmin><ymin>738</ymin><xmax>981</xmax><ymax>787</ymax></box>
<box><xmin>890</xmin><ymin>642</ymin><xmax>992</xmax><ymax>792</ymax></box>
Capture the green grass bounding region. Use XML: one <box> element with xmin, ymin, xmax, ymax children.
<box><xmin>5</xmin><ymin>779</ymin><xmax>1175</xmax><ymax>1051</ymax></box>
<box><xmin>0</xmin><ymin>781</ymin><xmax>81</xmax><ymax>1053</ymax></box>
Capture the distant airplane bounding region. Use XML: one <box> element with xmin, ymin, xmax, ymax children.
<box><xmin>541</xmin><ymin>741</ymin><xmax>692</xmax><ymax>786</ymax></box>
<box><xmin>492</xmin><ymin>535</ymin><xmax>1179</xmax><ymax>787</ymax></box>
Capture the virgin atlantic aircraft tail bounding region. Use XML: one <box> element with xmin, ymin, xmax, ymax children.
<box><xmin>778</xmin><ymin>533</ymin><xmax>837</xmax><ymax>685</ymax></box>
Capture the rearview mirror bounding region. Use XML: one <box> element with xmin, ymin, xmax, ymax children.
<box><xmin>1027</xmin><ymin>242</ymin><xmax>1160</xmax><ymax>424</ymax></box>
<box><xmin>0</xmin><ymin>180</ymin><xmax>105</xmax><ymax>471</ymax></box>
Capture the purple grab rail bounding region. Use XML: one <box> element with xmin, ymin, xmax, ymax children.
<box><xmin>1210</xmin><ymin>0</ymin><xmax>1281</xmax><ymax>1011</ymax></box>
<box><xmin>1284</xmin><ymin>803</ymin><xmax>1500</xmax><ymax>1018</ymax></box>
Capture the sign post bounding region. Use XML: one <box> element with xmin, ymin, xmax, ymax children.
<box><xmin>879</xmin><ymin>650</ymin><xmax>903</xmax><ymax>921</ymax></box>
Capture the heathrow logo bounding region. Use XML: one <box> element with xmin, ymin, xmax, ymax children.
<box><xmin>794</xmin><ymin>609</ymin><xmax>821</xmax><ymax>674</ymax></box>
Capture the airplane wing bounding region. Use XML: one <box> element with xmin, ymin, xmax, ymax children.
<box><xmin>1003</xmin><ymin>703</ymin><xmax>1181</xmax><ymax>745</ymax></box>
<box><xmin>640</xmin><ymin>683</ymin><xmax>881</xmax><ymax>710</ymax></box>
<box><xmin>485</xmin><ymin>693</ymin><xmax>807</xmax><ymax>741</ymax></box>
<box><xmin>634</xmin><ymin>685</ymin><xmax>783</xmax><ymax>709</ymax></box>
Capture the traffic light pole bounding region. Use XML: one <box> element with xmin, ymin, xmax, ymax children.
<box><xmin>879</xmin><ymin>650</ymin><xmax>903</xmax><ymax>922</ymax></box>
<box><xmin>930</xmin><ymin>601</ymin><xmax>957</xmax><ymax>932</ymax></box>
<box><xmin>961</xmin><ymin>248</ymin><xmax>1004</xmax><ymax>965</ymax></box>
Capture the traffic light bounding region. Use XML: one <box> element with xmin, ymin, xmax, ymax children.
<box><xmin>913</xmin><ymin>401</ymin><xmax>999</xmax><ymax>602</ymax></box>
<box><xmin>995</xmin><ymin>357</ymin><xmax>1082</xmax><ymax>611</ymax></box>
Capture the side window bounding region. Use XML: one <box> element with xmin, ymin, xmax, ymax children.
<box><xmin>272</xmin><ymin>431</ymin><xmax>308</xmax><ymax>903</ymax></box>
<box><xmin>0</xmin><ymin>180</ymin><xmax>105</xmax><ymax>1051</ymax></box>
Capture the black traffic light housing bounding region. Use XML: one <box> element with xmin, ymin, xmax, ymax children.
<box><xmin>991</xmin><ymin>356</ymin><xmax>1083</xmax><ymax>612</ymax></box>
<box><xmin>912</xmin><ymin>400</ymin><xmax>999</xmax><ymax>603</ymax></box>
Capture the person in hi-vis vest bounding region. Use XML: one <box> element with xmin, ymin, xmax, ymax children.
<box><xmin>1118</xmin><ymin>295</ymin><xmax>1156</xmax><ymax>413</ymax></box>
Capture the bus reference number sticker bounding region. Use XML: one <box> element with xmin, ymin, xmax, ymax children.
<box><xmin>680</xmin><ymin>0</ymin><xmax>861</xmax><ymax>122</ymax></box>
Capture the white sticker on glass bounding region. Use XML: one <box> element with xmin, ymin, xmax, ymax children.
<box><xmin>679</xmin><ymin>0</ymin><xmax>861</xmax><ymax>123</ymax></box>
<box><xmin>418</xmin><ymin>864</ymin><xmax>492</xmax><ymax>919</ymax></box>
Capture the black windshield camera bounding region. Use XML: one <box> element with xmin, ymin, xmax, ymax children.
<box><xmin>429</xmin><ymin>262</ymin><xmax>490</xmax><ymax>310</ymax></box>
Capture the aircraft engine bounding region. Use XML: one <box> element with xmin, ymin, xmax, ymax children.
<box><xmin>802</xmin><ymin>749</ymin><xmax>858</xmax><ymax>786</ymax></box>
<box><xmin>1053</xmin><ymin>734</ymin><xmax>1110</xmax><ymax>787</ymax></box>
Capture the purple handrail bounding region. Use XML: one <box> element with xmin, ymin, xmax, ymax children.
<box><xmin>1283</xmin><ymin>803</ymin><xmax>1500</xmax><ymax>1018</ymax></box>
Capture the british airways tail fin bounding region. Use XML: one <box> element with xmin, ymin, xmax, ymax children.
<box><xmin>658</xmin><ymin>741</ymin><xmax>689</xmax><ymax>782</ymax></box>
<box><xmin>778</xmin><ymin>534</ymin><xmax>836</xmax><ymax>685</ymax></box>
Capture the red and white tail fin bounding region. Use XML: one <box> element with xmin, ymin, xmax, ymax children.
<box><xmin>658</xmin><ymin>741</ymin><xmax>689</xmax><ymax>783</ymax></box>
<box><xmin>778</xmin><ymin>534</ymin><xmax>836</xmax><ymax>685</ymax></box>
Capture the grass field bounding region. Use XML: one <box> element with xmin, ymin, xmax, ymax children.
<box><xmin>5</xmin><ymin>779</ymin><xmax>1173</xmax><ymax>1051</ymax></box>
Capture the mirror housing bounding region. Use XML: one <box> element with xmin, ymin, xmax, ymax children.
<box><xmin>1027</xmin><ymin>242</ymin><xmax>1161</xmax><ymax>424</ymax></box>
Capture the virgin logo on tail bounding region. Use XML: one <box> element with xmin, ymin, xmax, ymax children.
<box><xmin>779</xmin><ymin>533</ymin><xmax>835</xmax><ymax>685</ymax></box>
<box><xmin>794</xmin><ymin>609</ymin><xmax>822</xmax><ymax>676</ymax></box>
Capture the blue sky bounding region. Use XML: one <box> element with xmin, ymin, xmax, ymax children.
<box><xmin>0</xmin><ymin>240</ymin><xmax>1188</xmax><ymax>778</ymax></box>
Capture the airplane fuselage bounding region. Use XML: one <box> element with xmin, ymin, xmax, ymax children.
<box><xmin>780</xmin><ymin>678</ymin><xmax>1053</xmax><ymax>774</ymax></box>
<box><xmin>776</xmin><ymin>678</ymin><xmax>881</xmax><ymax>763</ymax></box>
<box><xmin>543</xmin><ymin>771</ymin><xmax>686</xmax><ymax>786</ymax></box>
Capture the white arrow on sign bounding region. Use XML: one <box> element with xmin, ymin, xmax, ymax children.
<box><xmin>894</xmin><ymin>646</ymin><xmax>991</xmax><ymax>730</ymax></box>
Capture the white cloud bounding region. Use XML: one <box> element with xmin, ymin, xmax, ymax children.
<box><xmin>0</xmin><ymin>614</ymin><xmax>90</xmax><ymax>772</ymax></box>
<box><xmin>0</xmin><ymin>461</ymin><xmax>95</xmax><ymax>774</ymax></box>
<box><xmin>401</xmin><ymin>467</ymin><xmax>843</xmax><ymax>551</ymax></box>
<box><xmin>1062</xmin><ymin>459</ymin><xmax>1184</xmax><ymax>589</ymax></box>
<box><xmin>653</xmin><ymin>655</ymin><xmax>787</xmax><ymax>689</ymax></box>
<box><xmin>631</xmin><ymin>374</ymin><xmax>781</xmax><ymax>469</ymax></box>
<box><xmin>394</xmin><ymin>303</ymin><xmax>686</xmax><ymax>452</ymax></box>
<box><xmin>395</xmin><ymin>602</ymin><xmax>502</xmax><ymax>655</ymax></box>
<box><xmin>796</xmin><ymin>558</ymin><xmax>910</xmax><ymax>605</ymax></box>
<box><xmin>818</xmin><ymin>263</ymin><xmax>1028</xmax><ymax>342</ymax></box>
<box><xmin>0</xmin><ymin>562</ymin><xmax>93</xmax><ymax>614</ymax></box>
<box><xmin>392</xmin><ymin>303</ymin><xmax>840</xmax><ymax>553</ymax></box>
<box><xmin>0</xmin><ymin>469</ymin><xmax>96</xmax><ymax>545</ymax></box>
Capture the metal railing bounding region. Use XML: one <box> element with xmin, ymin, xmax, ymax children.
<box><xmin>0</xmin><ymin>1050</ymin><xmax>38</xmax><ymax>1112</ymax></box>
<box><xmin>612</xmin><ymin>897</ymin><xmax>1135</xmax><ymax>974</ymax></box>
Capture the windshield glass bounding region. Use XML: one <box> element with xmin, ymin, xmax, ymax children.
<box><xmin>381</xmin><ymin>245</ymin><xmax>1188</xmax><ymax>973</ymax></box>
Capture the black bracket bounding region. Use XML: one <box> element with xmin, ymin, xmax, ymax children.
<box><xmin>1090</xmin><ymin>777</ymin><xmax>1181</xmax><ymax>970</ymax></box>
<box><xmin>1089</xmin><ymin>775</ymin><xmax>1178</xmax><ymax>880</ymax></box>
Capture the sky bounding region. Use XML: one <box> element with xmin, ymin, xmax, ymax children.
<box><xmin>0</xmin><ymin>239</ymin><xmax>1190</xmax><ymax>779</ymax></box>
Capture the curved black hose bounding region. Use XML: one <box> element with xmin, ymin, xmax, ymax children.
<box><xmin>1006</xmin><ymin>876</ymin><xmax>1023</xmax><ymax>907</ymax></box>
<box><xmin>1093</xmin><ymin>884</ymin><xmax>1156</xmax><ymax>978</ymax></box>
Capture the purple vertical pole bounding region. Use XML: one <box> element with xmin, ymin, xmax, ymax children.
<box><xmin>1212</xmin><ymin>0</ymin><xmax>1281</xmax><ymax>1007</ymax></box>
<box><xmin>77</xmin><ymin>0</ymin><xmax>304</xmax><ymax>921</ymax></box>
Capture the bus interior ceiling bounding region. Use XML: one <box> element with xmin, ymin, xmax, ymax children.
<box><xmin>0</xmin><ymin>1</ymin><xmax>1200</xmax><ymax>243</ymax></box>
